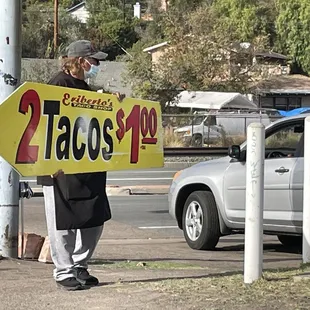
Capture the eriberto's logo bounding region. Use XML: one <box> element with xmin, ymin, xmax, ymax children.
<box><xmin>62</xmin><ymin>92</ymin><xmax>114</xmax><ymax>111</ymax></box>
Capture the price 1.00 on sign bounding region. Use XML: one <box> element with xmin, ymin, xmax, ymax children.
<box><xmin>0</xmin><ymin>82</ymin><xmax>164</xmax><ymax>177</ymax></box>
<box><xmin>116</xmin><ymin>106</ymin><xmax>158</xmax><ymax>164</ymax></box>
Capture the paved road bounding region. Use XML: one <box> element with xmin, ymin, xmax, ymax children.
<box><xmin>21</xmin><ymin>194</ymin><xmax>303</xmax><ymax>282</ymax></box>
<box><xmin>22</xmin><ymin>194</ymin><xmax>301</xmax><ymax>260</ymax></box>
<box><xmin>21</xmin><ymin>167</ymin><xmax>181</xmax><ymax>192</ymax></box>
<box><xmin>23</xmin><ymin>195</ymin><xmax>183</xmax><ymax>238</ymax></box>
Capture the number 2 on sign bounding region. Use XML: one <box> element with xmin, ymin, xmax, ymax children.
<box><xmin>16</xmin><ymin>89</ymin><xmax>41</xmax><ymax>164</ymax></box>
<box><xmin>116</xmin><ymin>105</ymin><xmax>158</xmax><ymax>164</ymax></box>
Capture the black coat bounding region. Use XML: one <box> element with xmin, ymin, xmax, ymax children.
<box><xmin>53</xmin><ymin>172</ymin><xmax>111</xmax><ymax>230</ymax></box>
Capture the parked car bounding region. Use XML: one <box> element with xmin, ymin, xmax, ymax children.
<box><xmin>169</xmin><ymin>113</ymin><xmax>306</xmax><ymax>250</ymax></box>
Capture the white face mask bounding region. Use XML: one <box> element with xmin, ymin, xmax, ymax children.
<box><xmin>84</xmin><ymin>60</ymin><xmax>99</xmax><ymax>79</ymax></box>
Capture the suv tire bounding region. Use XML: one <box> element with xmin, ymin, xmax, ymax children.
<box><xmin>182</xmin><ymin>191</ymin><xmax>220</xmax><ymax>250</ymax></box>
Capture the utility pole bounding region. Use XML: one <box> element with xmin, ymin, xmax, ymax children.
<box><xmin>54</xmin><ymin>0</ymin><xmax>59</xmax><ymax>55</ymax></box>
<box><xmin>0</xmin><ymin>1</ymin><xmax>22</xmax><ymax>258</ymax></box>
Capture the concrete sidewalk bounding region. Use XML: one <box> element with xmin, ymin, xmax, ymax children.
<box><xmin>0</xmin><ymin>230</ymin><xmax>302</xmax><ymax>310</ymax></box>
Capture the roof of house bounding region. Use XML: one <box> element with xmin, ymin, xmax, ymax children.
<box><xmin>142</xmin><ymin>41</ymin><xmax>288</xmax><ymax>63</ymax></box>
<box><xmin>255</xmin><ymin>51</ymin><xmax>288</xmax><ymax>60</ymax></box>
<box><xmin>143</xmin><ymin>42</ymin><xmax>169</xmax><ymax>53</ymax></box>
<box><xmin>66</xmin><ymin>1</ymin><xmax>86</xmax><ymax>13</ymax></box>
<box><xmin>251</xmin><ymin>74</ymin><xmax>310</xmax><ymax>95</ymax></box>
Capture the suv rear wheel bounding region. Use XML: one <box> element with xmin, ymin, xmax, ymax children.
<box><xmin>182</xmin><ymin>191</ymin><xmax>220</xmax><ymax>250</ymax></box>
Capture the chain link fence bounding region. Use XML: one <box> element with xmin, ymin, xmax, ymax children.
<box><xmin>162</xmin><ymin>113</ymin><xmax>282</xmax><ymax>147</ymax></box>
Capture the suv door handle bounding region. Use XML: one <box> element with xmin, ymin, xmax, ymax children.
<box><xmin>275</xmin><ymin>167</ymin><xmax>289</xmax><ymax>173</ymax></box>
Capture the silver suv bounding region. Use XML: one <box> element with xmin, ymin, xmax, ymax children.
<box><xmin>169</xmin><ymin>113</ymin><xmax>306</xmax><ymax>250</ymax></box>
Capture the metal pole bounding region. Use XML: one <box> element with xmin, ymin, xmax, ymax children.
<box><xmin>244</xmin><ymin>123</ymin><xmax>265</xmax><ymax>284</ymax></box>
<box><xmin>0</xmin><ymin>1</ymin><xmax>22</xmax><ymax>258</ymax></box>
<box><xmin>20</xmin><ymin>198</ymin><xmax>24</xmax><ymax>260</ymax></box>
<box><xmin>303</xmin><ymin>116</ymin><xmax>310</xmax><ymax>262</ymax></box>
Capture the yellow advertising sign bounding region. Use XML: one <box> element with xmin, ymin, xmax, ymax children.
<box><xmin>0</xmin><ymin>82</ymin><xmax>163</xmax><ymax>177</ymax></box>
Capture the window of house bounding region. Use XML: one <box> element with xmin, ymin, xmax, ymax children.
<box><xmin>260</xmin><ymin>96</ymin><xmax>302</xmax><ymax>111</ymax></box>
<box><xmin>260</xmin><ymin>97</ymin><xmax>273</xmax><ymax>109</ymax></box>
<box><xmin>275</xmin><ymin>98</ymin><xmax>287</xmax><ymax>110</ymax></box>
<box><xmin>288</xmin><ymin>97</ymin><xmax>302</xmax><ymax>110</ymax></box>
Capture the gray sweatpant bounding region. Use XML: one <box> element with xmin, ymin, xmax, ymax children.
<box><xmin>43</xmin><ymin>186</ymin><xmax>103</xmax><ymax>281</ymax></box>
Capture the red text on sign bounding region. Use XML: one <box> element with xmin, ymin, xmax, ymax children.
<box><xmin>116</xmin><ymin>105</ymin><xmax>158</xmax><ymax>164</ymax></box>
<box><xmin>16</xmin><ymin>89</ymin><xmax>41</xmax><ymax>164</ymax></box>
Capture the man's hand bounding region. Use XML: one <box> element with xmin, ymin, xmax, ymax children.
<box><xmin>97</xmin><ymin>89</ymin><xmax>125</xmax><ymax>102</ymax></box>
<box><xmin>113</xmin><ymin>92</ymin><xmax>126</xmax><ymax>102</ymax></box>
<box><xmin>51</xmin><ymin>169</ymin><xmax>64</xmax><ymax>178</ymax></box>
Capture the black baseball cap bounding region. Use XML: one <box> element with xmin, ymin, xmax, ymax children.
<box><xmin>65</xmin><ymin>40</ymin><xmax>108</xmax><ymax>60</ymax></box>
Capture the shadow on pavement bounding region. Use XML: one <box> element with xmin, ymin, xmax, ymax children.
<box><xmin>94</xmin><ymin>264</ymin><xmax>304</xmax><ymax>287</ymax></box>
<box><xmin>95</xmin><ymin>270</ymin><xmax>243</xmax><ymax>287</ymax></box>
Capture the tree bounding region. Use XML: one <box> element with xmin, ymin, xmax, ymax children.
<box><xmin>125</xmin><ymin>4</ymin><xmax>269</xmax><ymax>109</ymax></box>
<box><xmin>211</xmin><ymin>0</ymin><xmax>277</xmax><ymax>46</ymax></box>
<box><xmin>22</xmin><ymin>3</ymin><xmax>86</xmax><ymax>58</ymax></box>
<box><xmin>168</xmin><ymin>0</ymin><xmax>211</xmax><ymax>12</ymax></box>
<box><xmin>86</xmin><ymin>0</ymin><xmax>148</xmax><ymax>60</ymax></box>
<box><xmin>276</xmin><ymin>0</ymin><xmax>310</xmax><ymax>74</ymax></box>
<box><xmin>23</xmin><ymin>0</ymin><xmax>83</xmax><ymax>9</ymax></box>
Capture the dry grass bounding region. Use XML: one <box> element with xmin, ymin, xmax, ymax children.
<box><xmin>163</xmin><ymin>126</ymin><xmax>187</xmax><ymax>147</ymax></box>
<box><xmin>220</xmin><ymin>134</ymin><xmax>246</xmax><ymax>147</ymax></box>
<box><xmin>149</xmin><ymin>267</ymin><xmax>310</xmax><ymax>310</ymax></box>
<box><xmin>162</xmin><ymin>126</ymin><xmax>301</xmax><ymax>149</ymax></box>
<box><xmin>211</xmin><ymin>130</ymin><xmax>246</xmax><ymax>147</ymax></box>
<box><xmin>266</xmin><ymin>133</ymin><xmax>301</xmax><ymax>149</ymax></box>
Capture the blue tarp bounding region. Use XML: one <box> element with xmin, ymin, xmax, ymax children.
<box><xmin>278</xmin><ymin>107</ymin><xmax>310</xmax><ymax>117</ymax></box>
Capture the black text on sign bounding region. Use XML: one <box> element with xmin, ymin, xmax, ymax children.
<box><xmin>15</xmin><ymin>89</ymin><xmax>114</xmax><ymax>164</ymax></box>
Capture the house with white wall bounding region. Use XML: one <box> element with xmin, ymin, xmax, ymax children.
<box><xmin>67</xmin><ymin>1</ymin><xmax>89</xmax><ymax>23</ymax></box>
<box><xmin>67</xmin><ymin>1</ymin><xmax>168</xmax><ymax>23</ymax></box>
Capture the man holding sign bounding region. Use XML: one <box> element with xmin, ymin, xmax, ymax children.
<box><xmin>37</xmin><ymin>40</ymin><xmax>114</xmax><ymax>291</ymax></box>
<box><xmin>0</xmin><ymin>38</ymin><xmax>162</xmax><ymax>289</ymax></box>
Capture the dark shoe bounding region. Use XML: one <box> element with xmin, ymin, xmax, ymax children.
<box><xmin>56</xmin><ymin>277</ymin><xmax>83</xmax><ymax>291</ymax></box>
<box><xmin>76</xmin><ymin>268</ymin><xmax>99</xmax><ymax>287</ymax></box>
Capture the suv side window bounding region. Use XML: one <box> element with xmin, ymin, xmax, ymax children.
<box><xmin>265</xmin><ymin>123</ymin><xmax>303</xmax><ymax>156</ymax></box>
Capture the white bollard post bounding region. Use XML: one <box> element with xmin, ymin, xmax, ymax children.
<box><xmin>244</xmin><ymin>123</ymin><xmax>265</xmax><ymax>284</ymax></box>
<box><xmin>303</xmin><ymin>116</ymin><xmax>310</xmax><ymax>263</ymax></box>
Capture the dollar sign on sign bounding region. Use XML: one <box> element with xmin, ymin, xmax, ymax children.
<box><xmin>116</xmin><ymin>108</ymin><xmax>125</xmax><ymax>142</ymax></box>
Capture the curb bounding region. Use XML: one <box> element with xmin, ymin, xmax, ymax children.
<box><xmin>128</xmin><ymin>185</ymin><xmax>170</xmax><ymax>195</ymax></box>
<box><xmin>32</xmin><ymin>185</ymin><xmax>170</xmax><ymax>197</ymax></box>
<box><xmin>107</xmin><ymin>185</ymin><xmax>170</xmax><ymax>196</ymax></box>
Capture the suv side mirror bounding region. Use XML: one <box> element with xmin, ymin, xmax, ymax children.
<box><xmin>228</xmin><ymin>145</ymin><xmax>241</xmax><ymax>160</ymax></box>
